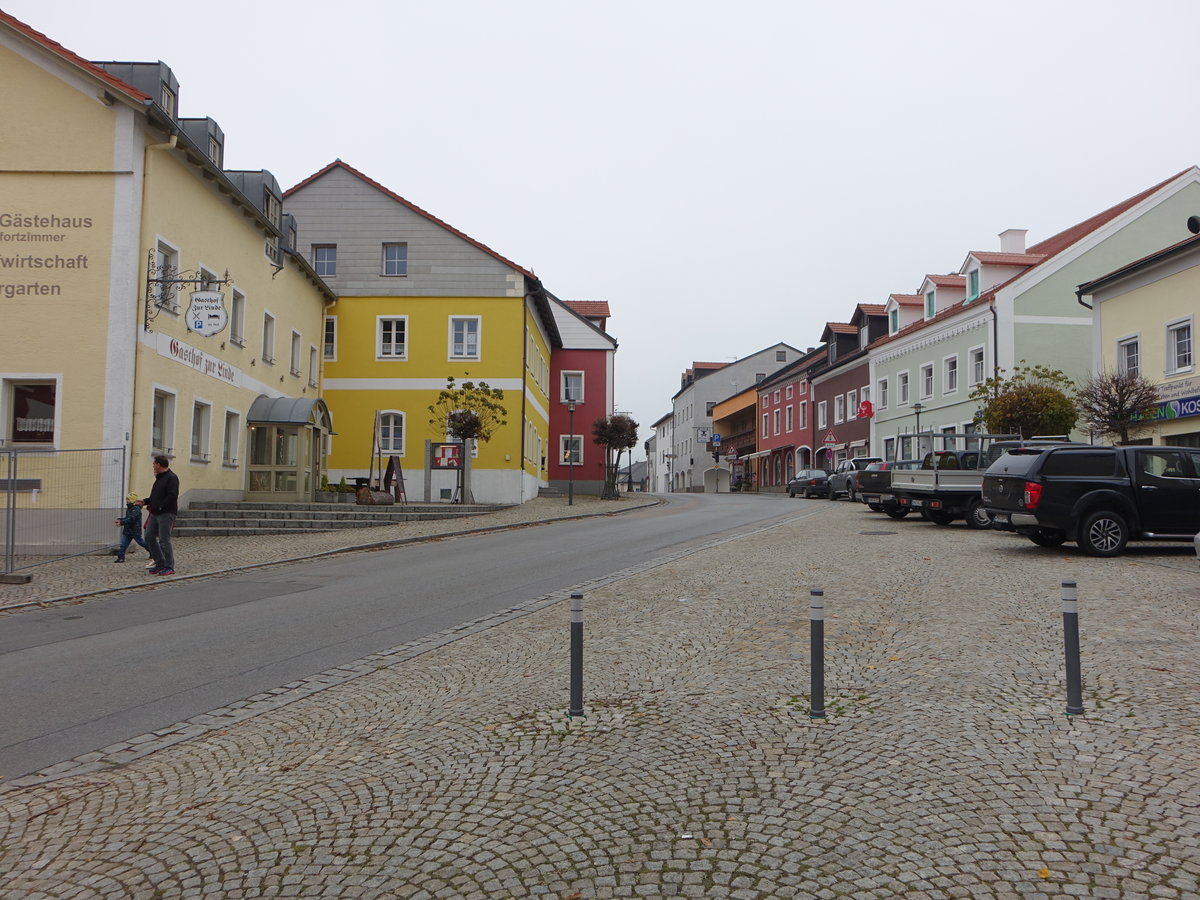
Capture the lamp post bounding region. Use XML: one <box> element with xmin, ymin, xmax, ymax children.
<box><xmin>561</xmin><ymin>392</ymin><xmax>576</xmax><ymax>506</ymax></box>
<box><xmin>912</xmin><ymin>402</ymin><xmax>924</xmax><ymax>457</ymax></box>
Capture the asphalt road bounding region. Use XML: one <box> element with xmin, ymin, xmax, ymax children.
<box><xmin>0</xmin><ymin>493</ymin><xmax>808</xmax><ymax>780</ymax></box>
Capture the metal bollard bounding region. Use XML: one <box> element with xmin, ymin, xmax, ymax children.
<box><xmin>568</xmin><ymin>591</ymin><xmax>585</xmax><ymax>718</ymax></box>
<box><xmin>1061</xmin><ymin>579</ymin><xmax>1084</xmax><ymax>717</ymax></box>
<box><xmin>809</xmin><ymin>588</ymin><xmax>826</xmax><ymax>719</ymax></box>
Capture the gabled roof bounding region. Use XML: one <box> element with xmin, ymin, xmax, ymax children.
<box><xmin>820</xmin><ymin>322</ymin><xmax>857</xmax><ymax>341</ymax></box>
<box><xmin>285</xmin><ymin>160</ymin><xmax>537</xmax><ymax>280</ymax></box>
<box><xmin>923</xmin><ymin>274</ymin><xmax>966</xmax><ymax>290</ymax></box>
<box><xmin>855</xmin><ymin>303</ymin><xmax>886</xmax><ymax>316</ymax></box>
<box><xmin>887</xmin><ymin>293</ymin><xmax>924</xmax><ymax>307</ymax></box>
<box><xmin>0</xmin><ymin>9</ymin><xmax>150</xmax><ymax>104</ymax></box>
<box><xmin>966</xmin><ymin>251</ymin><xmax>1047</xmax><ymax>268</ymax></box>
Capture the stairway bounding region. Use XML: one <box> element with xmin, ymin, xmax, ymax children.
<box><xmin>174</xmin><ymin>500</ymin><xmax>509</xmax><ymax>537</ymax></box>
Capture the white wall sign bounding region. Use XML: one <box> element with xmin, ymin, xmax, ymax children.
<box><xmin>186</xmin><ymin>291</ymin><xmax>228</xmax><ymax>337</ymax></box>
<box><xmin>156</xmin><ymin>333</ymin><xmax>241</xmax><ymax>386</ymax></box>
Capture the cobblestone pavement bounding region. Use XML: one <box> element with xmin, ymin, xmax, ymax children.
<box><xmin>0</xmin><ymin>495</ymin><xmax>658</xmax><ymax>614</ymax></box>
<box><xmin>2</xmin><ymin>499</ymin><xmax>1198</xmax><ymax>899</ymax></box>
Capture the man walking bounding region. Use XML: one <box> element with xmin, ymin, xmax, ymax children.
<box><xmin>141</xmin><ymin>454</ymin><xmax>179</xmax><ymax>576</ymax></box>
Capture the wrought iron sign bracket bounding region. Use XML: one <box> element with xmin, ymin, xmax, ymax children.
<box><xmin>144</xmin><ymin>249</ymin><xmax>231</xmax><ymax>333</ymax></box>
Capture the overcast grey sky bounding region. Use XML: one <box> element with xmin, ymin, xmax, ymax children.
<box><xmin>12</xmin><ymin>0</ymin><xmax>1200</xmax><ymax>456</ymax></box>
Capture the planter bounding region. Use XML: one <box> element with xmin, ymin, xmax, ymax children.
<box><xmin>315</xmin><ymin>491</ymin><xmax>338</xmax><ymax>503</ymax></box>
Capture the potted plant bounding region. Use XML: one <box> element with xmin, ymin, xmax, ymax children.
<box><xmin>315</xmin><ymin>474</ymin><xmax>337</xmax><ymax>503</ymax></box>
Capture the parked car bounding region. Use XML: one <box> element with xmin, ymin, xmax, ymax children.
<box><xmin>857</xmin><ymin>459</ymin><xmax>923</xmax><ymax>517</ymax></box>
<box><xmin>787</xmin><ymin>469</ymin><xmax>833</xmax><ymax>498</ymax></box>
<box><xmin>982</xmin><ymin>444</ymin><xmax>1200</xmax><ymax>557</ymax></box>
<box><xmin>891</xmin><ymin>439</ymin><xmax>1080</xmax><ymax>529</ymax></box>
<box><xmin>827</xmin><ymin>457</ymin><xmax>882</xmax><ymax>501</ymax></box>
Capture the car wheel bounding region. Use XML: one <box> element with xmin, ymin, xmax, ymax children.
<box><xmin>847</xmin><ymin>484</ymin><xmax>856</xmax><ymax>502</ymax></box>
<box><xmin>965</xmin><ymin>498</ymin><xmax>993</xmax><ymax>530</ymax></box>
<box><xmin>788</xmin><ymin>489</ymin><xmax>796</xmax><ymax>498</ymax></box>
<box><xmin>1079</xmin><ymin>510</ymin><xmax>1128</xmax><ymax>557</ymax></box>
<box><xmin>1028</xmin><ymin>528</ymin><xmax>1068</xmax><ymax>548</ymax></box>
<box><xmin>884</xmin><ymin>507</ymin><xmax>909</xmax><ymax>520</ymax></box>
<box><xmin>827</xmin><ymin>487</ymin><xmax>837</xmax><ymax>500</ymax></box>
<box><xmin>928</xmin><ymin>510</ymin><xmax>955</xmax><ymax>526</ymax></box>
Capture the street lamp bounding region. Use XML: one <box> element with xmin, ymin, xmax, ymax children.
<box><xmin>912</xmin><ymin>402</ymin><xmax>925</xmax><ymax>457</ymax></box>
<box><xmin>561</xmin><ymin>392</ymin><xmax>576</xmax><ymax>506</ymax></box>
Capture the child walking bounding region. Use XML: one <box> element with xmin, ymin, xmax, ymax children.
<box><xmin>114</xmin><ymin>491</ymin><xmax>149</xmax><ymax>562</ymax></box>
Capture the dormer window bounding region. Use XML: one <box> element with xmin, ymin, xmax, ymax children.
<box><xmin>208</xmin><ymin>136</ymin><xmax>222</xmax><ymax>166</ymax></box>
<box><xmin>889</xmin><ymin>308</ymin><xmax>899</xmax><ymax>334</ymax></box>
<box><xmin>160</xmin><ymin>84</ymin><xmax>176</xmax><ymax>117</ymax></box>
<box><xmin>859</xmin><ymin>325</ymin><xmax>869</xmax><ymax>349</ymax></box>
<box><xmin>828</xmin><ymin>343</ymin><xmax>838</xmax><ymax>363</ymax></box>
<box><xmin>925</xmin><ymin>290</ymin><xmax>936</xmax><ymax>318</ymax></box>
<box><xmin>967</xmin><ymin>269</ymin><xmax>980</xmax><ymax>301</ymax></box>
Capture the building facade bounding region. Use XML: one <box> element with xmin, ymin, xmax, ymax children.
<box><xmin>1</xmin><ymin>12</ymin><xmax>333</xmax><ymax>520</ymax></box>
<box><xmin>283</xmin><ymin>161</ymin><xmax>561</xmax><ymax>504</ymax></box>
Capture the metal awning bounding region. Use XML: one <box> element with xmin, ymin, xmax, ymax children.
<box><xmin>744</xmin><ymin>449</ymin><xmax>771</xmax><ymax>459</ymax></box>
<box><xmin>247</xmin><ymin>395</ymin><xmax>332</xmax><ymax>430</ymax></box>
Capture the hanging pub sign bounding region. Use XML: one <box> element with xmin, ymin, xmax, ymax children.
<box><xmin>186</xmin><ymin>290</ymin><xmax>228</xmax><ymax>337</ymax></box>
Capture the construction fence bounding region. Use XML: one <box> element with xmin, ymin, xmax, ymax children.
<box><xmin>2</xmin><ymin>447</ymin><xmax>127</xmax><ymax>573</ymax></box>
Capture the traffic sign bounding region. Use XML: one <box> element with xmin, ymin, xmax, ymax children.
<box><xmin>822</xmin><ymin>429</ymin><xmax>838</xmax><ymax>444</ymax></box>
<box><xmin>711</xmin><ymin>433</ymin><xmax>722</xmax><ymax>445</ymax></box>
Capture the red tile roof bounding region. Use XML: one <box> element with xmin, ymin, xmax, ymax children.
<box><xmin>285</xmin><ymin>160</ymin><xmax>537</xmax><ymax>280</ymax></box>
<box><xmin>563</xmin><ymin>300</ymin><xmax>611</xmax><ymax>318</ymax></box>
<box><xmin>824</xmin><ymin>323</ymin><xmax>857</xmax><ymax>334</ymax></box>
<box><xmin>0</xmin><ymin>9</ymin><xmax>150</xmax><ymax>103</ymax></box>
<box><xmin>856</xmin><ymin>303</ymin><xmax>887</xmax><ymax>315</ymax></box>
<box><xmin>888</xmin><ymin>293</ymin><xmax>924</xmax><ymax>306</ymax></box>
<box><xmin>693</xmin><ymin>362</ymin><xmax>728</xmax><ymax>370</ymax></box>
<box><xmin>925</xmin><ymin>274</ymin><xmax>966</xmax><ymax>289</ymax></box>
<box><xmin>969</xmin><ymin>251</ymin><xmax>1047</xmax><ymax>267</ymax></box>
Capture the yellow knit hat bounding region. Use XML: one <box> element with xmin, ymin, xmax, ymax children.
<box><xmin>126</xmin><ymin>492</ymin><xmax>140</xmax><ymax>503</ymax></box>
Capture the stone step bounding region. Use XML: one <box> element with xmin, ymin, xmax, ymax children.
<box><xmin>189</xmin><ymin>500</ymin><xmax>501</xmax><ymax>514</ymax></box>
<box><xmin>181</xmin><ymin>508</ymin><xmax>483</xmax><ymax>522</ymax></box>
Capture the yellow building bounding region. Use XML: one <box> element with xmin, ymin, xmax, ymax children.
<box><xmin>0</xmin><ymin>11</ymin><xmax>333</xmax><ymax>520</ymax></box>
<box><xmin>1079</xmin><ymin>228</ymin><xmax>1199</xmax><ymax>446</ymax></box>
<box><xmin>284</xmin><ymin>162</ymin><xmax>560</xmax><ymax>504</ymax></box>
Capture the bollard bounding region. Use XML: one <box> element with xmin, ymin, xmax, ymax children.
<box><xmin>568</xmin><ymin>591</ymin><xmax>585</xmax><ymax>718</ymax></box>
<box><xmin>809</xmin><ymin>588</ymin><xmax>826</xmax><ymax>719</ymax></box>
<box><xmin>1061</xmin><ymin>579</ymin><xmax>1084</xmax><ymax>717</ymax></box>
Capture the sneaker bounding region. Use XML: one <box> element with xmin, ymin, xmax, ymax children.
<box><xmin>147</xmin><ymin>567</ymin><xmax>163</xmax><ymax>575</ymax></box>
<box><xmin>156</xmin><ymin>569</ymin><xmax>175</xmax><ymax>576</ymax></box>
<box><xmin>114</xmin><ymin>558</ymin><xmax>125</xmax><ymax>563</ymax></box>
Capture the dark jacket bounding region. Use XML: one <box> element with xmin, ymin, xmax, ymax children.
<box><xmin>143</xmin><ymin>468</ymin><xmax>179</xmax><ymax>515</ymax></box>
<box><xmin>119</xmin><ymin>502</ymin><xmax>144</xmax><ymax>536</ymax></box>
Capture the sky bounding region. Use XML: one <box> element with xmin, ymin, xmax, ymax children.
<box><xmin>9</xmin><ymin>0</ymin><xmax>1200</xmax><ymax>460</ymax></box>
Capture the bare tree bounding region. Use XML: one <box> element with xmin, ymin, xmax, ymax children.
<box><xmin>1075</xmin><ymin>369</ymin><xmax>1161</xmax><ymax>444</ymax></box>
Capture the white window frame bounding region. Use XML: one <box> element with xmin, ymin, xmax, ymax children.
<box><xmin>1166</xmin><ymin>317</ymin><xmax>1193</xmax><ymax>374</ymax></box>
<box><xmin>1116</xmin><ymin>334</ymin><xmax>1140</xmax><ymax>377</ymax></box>
<box><xmin>382</xmin><ymin>242</ymin><xmax>408</xmax><ymax>277</ymax></box>
<box><xmin>3</xmin><ymin>376</ymin><xmax>62</xmax><ymax>448</ymax></box>
<box><xmin>785</xmin><ymin>384</ymin><xmax>793</xmax><ymax>399</ymax></box>
<box><xmin>308</xmin><ymin>346</ymin><xmax>319</xmax><ymax>388</ymax></box>
<box><xmin>313</xmin><ymin>244</ymin><xmax>336</xmax><ymax>277</ymax></box>
<box><xmin>883</xmin><ymin>436</ymin><xmax>895</xmax><ymax>461</ymax></box>
<box><xmin>888</xmin><ymin>308</ymin><xmax>899</xmax><ymax>334</ymax></box>
<box><xmin>761</xmin><ymin>412</ymin><xmax>769</xmax><ymax>438</ymax></box>
<box><xmin>323</xmin><ymin>316</ymin><xmax>337</xmax><ymax>361</ymax></box>
<box><xmin>449</xmin><ymin>316</ymin><xmax>481</xmax><ymax>360</ymax></box>
<box><xmin>377</xmin><ymin>316</ymin><xmax>408</xmax><ymax>360</ymax></box>
<box><xmin>773</xmin><ymin>408</ymin><xmax>781</xmax><ymax>435</ymax></box>
<box><xmin>221</xmin><ymin>408</ymin><xmax>240</xmax><ymax>467</ymax></box>
<box><xmin>967</xmin><ymin>268</ymin><xmax>980</xmax><ymax>301</ymax></box>
<box><xmin>560</xmin><ymin>434</ymin><xmax>583</xmax><ymax>465</ymax></box>
<box><xmin>925</xmin><ymin>290</ymin><xmax>936</xmax><ymax>319</ymax></box>
<box><xmin>834</xmin><ymin>394</ymin><xmax>845</xmax><ymax>425</ymax></box>
<box><xmin>799</xmin><ymin>400</ymin><xmax>807</xmax><ymax>429</ymax></box>
<box><xmin>969</xmin><ymin>346</ymin><xmax>986</xmax><ymax>386</ymax></box>
<box><xmin>153</xmin><ymin>237</ymin><xmax>182</xmax><ymax>314</ymax></box>
<box><xmin>773</xmin><ymin>389</ymin><xmax>780</xmax><ymax>403</ymax></box>
<box><xmin>878</xmin><ymin>377</ymin><xmax>889</xmax><ymax>410</ymax></box>
<box><xmin>151</xmin><ymin>386</ymin><xmax>176</xmax><ymax>456</ymax></box>
<box><xmin>261</xmin><ymin>311</ymin><xmax>275</xmax><ymax>365</ymax></box>
<box><xmin>920</xmin><ymin>363</ymin><xmax>934</xmax><ymax>399</ymax></box>
<box><xmin>818</xmin><ymin>401</ymin><xmax>827</xmax><ymax>430</ymax></box>
<box><xmin>230</xmin><ymin>288</ymin><xmax>245</xmax><ymax>347</ymax></box>
<box><xmin>290</xmin><ymin>331</ymin><xmax>303</xmax><ymax>377</ymax></box>
<box><xmin>846</xmin><ymin>389</ymin><xmax>857</xmax><ymax>420</ymax></box>
<box><xmin>561</xmin><ymin>371</ymin><xmax>585</xmax><ymax>404</ymax></box>
<box><xmin>898</xmin><ymin>371</ymin><xmax>910</xmax><ymax>406</ymax></box>
<box><xmin>190</xmin><ymin>399</ymin><xmax>211</xmax><ymax>463</ymax></box>
<box><xmin>943</xmin><ymin>354</ymin><xmax>959</xmax><ymax>395</ymax></box>
<box><xmin>785</xmin><ymin>404</ymin><xmax>793</xmax><ymax>432</ymax></box>
<box><xmin>379</xmin><ymin>410</ymin><xmax>406</xmax><ymax>455</ymax></box>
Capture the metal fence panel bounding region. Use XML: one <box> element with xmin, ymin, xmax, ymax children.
<box><xmin>2</xmin><ymin>447</ymin><xmax>127</xmax><ymax>573</ymax></box>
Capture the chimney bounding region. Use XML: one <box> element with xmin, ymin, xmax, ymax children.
<box><xmin>999</xmin><ymin>228</ymin><xmax>1028</xmax><ymax>254</ymax></box>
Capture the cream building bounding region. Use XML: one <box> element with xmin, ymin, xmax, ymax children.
<box><xmin>0</xmin><ymin>11</ymin><xmax>333</xmax><ymax>521</ymax></box>
<box><xmin>1078</xmin><ymin>227</ymin><xmax>1199</xmax><ymax>447</ymax></box>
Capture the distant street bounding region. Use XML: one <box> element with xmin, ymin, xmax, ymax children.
<box><xmin>0</xmin><ymin>492</ymin><xmax>808</xmax><ymax>780</ymax></box>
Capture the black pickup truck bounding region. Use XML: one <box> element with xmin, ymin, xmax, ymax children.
<box><xmin>982</xmin><ymin>444</ymin><xmax>1200</xmax><ymax>556</ymax></box>
<box><xmin>857</xmin><ymin>459</ymin><xmax>922</xmax><ymax>517</ymax></box>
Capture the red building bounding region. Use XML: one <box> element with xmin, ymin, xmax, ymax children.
<box><xmin>548</xmin><ymin>299</ymin><xmax>617</xmax><ymax>496</ymax></box>
<box><xmin>754</xmin><ymin>348</ymin><xmax>826</xmax><ymax>490</ymax></box>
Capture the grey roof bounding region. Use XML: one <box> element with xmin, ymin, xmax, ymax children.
<box><xmin>247</xmin><ymin>395</ymin><xmax>331</xmax><ymax>428</ymax></box>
